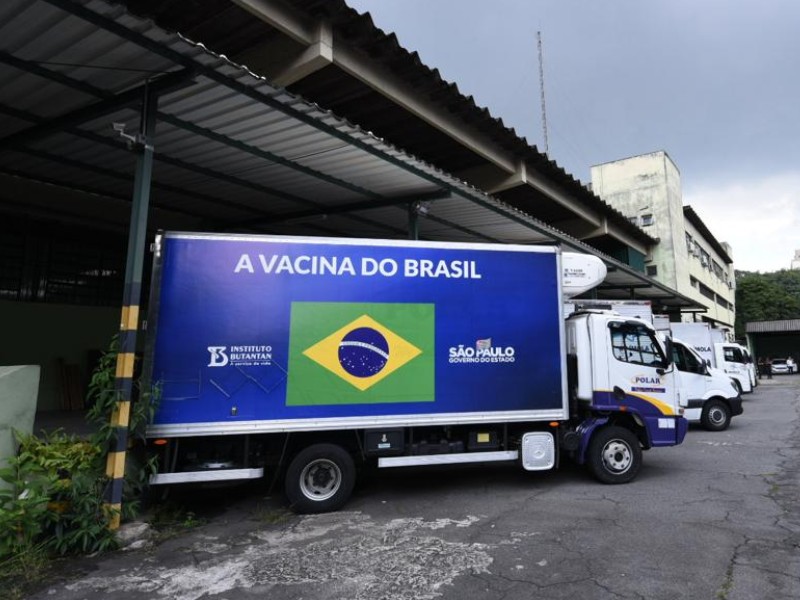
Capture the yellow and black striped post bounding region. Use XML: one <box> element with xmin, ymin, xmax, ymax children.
<box><xmin>104</xmin><ymin>84</ymin><xmax>158</xmax><ymax>530</ymax></box>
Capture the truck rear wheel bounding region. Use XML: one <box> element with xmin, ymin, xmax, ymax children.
<box><xmin>701</xmin><ymin>400</ymin><xmax>731</xmax><ymax>432</ymax></box>
<box><xmin>285</xmin><ymin>443</ymin><xmax>355</xmax><ymax>514</ymax></box>
<box><xmin>587</xmin><ymin>426</ymin><xmax>641</xmax><ymax>484</ymax></box>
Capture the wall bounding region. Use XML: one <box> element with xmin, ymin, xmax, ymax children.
<box><xmin>591</xmin><ymin>151</ymin><xmax>736</xmax><ymax>329</ymax></box>
<box><xmin>0</xmin><ymin>300</ymin><xmax>119</xmax><ymax>411</ymax></box>
<box><xmin>591</xmin><ymin>151</ymin><xmax>683</xmax><ymax>289</ymax></box>
<box><xmin>683</xmin><ymin>221</ymin><xmax>736</xmax><ymax>328</ymax></box>
<box><xmin>0</xmin><ymin>366</ymin><xmax>40</xmax><ymax>489</ymax></box>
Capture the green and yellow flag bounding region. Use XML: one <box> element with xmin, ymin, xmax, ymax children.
<box><xmin>286</xmin><ymin>302</ymin><xmax>435</xmax><ymax>406</ymax></box>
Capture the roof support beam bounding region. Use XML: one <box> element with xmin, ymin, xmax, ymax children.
<box><xmin>551</xmin><ymin>215</ymin><xmax>651</xmax><ymax>255</ymax></box>
<box><xmin>524</xmin><ymin>167</ymin><xmax>602</xmax><ymax>228</ymax></box>
<box><xmin>230</xmin><ymin>0</ymin><xmax>519</xmax><ymax>174</ymax></box>
<box><xmin>270</xmin><ymin>22</ymin><xmax>333</xmax><ymax>87</ymax></box>
<box><xmin>408</xmin><ymin>202</ymin><xmax>419</xmax><ymax>241</ymax></box>
<box><xmin>232</xmin><ymin>0</ymin><xmax>320</xmax><ymax>45</ymax></box>
<box><xmin>456</xmin><ymin>160</ymin><xmax>528</xmax><ymax>195</ymax></box>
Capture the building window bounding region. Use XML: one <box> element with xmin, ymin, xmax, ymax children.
<box><xmin>640</xmin><ymin>214</ymin><xmax>654</xmax><ymax>226</ymax></box>
<box><xmin>700</xmin><ymin>249</ymin><xmax>711</xmax><ymax>269</ymax></box>
<box><xmin>646</xmin><ymin>265</ymin><xmax>658</xmax><ymax>277</ymax></box>
<box><xmin>699</xmin><ymin>282</ymin><xmax>716</xmax><ymax>301</ymax></box>
<box><xmin>0</xmin><ymin>216</ymin><xmax>126</xmax><ymax>307</ymax></box>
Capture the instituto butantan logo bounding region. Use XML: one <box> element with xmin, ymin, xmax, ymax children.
<box><xmin>207</xmin><ymin>345</ymin><xmax>273</xmax><ymax>367</ymax></box>
<box><xmin>303</xmin><ymin>314</ymin><xmax>422</xmax><ymax>391</ymax></box>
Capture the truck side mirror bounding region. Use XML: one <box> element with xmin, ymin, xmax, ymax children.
<box><xmin>663</xmin><ymin>337</ymin><xmax>674</xmax><ymax>365</ymax></box>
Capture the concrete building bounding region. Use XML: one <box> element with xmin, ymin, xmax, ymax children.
<box><xmin>591</xmin><ymin>151</ymin><xmax>736</xmax><ymax>330</ymax></box>
<box><xmin>791</xmin><ymin>250</ymin><xmax>800</xmax><ymax>270</ymax></box>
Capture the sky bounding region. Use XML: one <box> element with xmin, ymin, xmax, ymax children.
<box><xmin>345</xmin><ymin>0</ymin><xmax>800</xmax><ymax>272</ymax></box>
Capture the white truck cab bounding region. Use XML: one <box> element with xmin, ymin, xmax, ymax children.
<box><xmin>671</xmin><ymin>338</ymin><xmax>743</xmax><ymax>431</ymax></box>
<box><xmin>715</xmin><ymin>343</ymin><xmax>753</xmax><ymax>394</ymax></box>
<box><xmin>669</xmin><ymin>323</ymin><xmax>753</xmax><ymax>395</ymax></box>
<box><xmin>740</xmin><ymin>346</ymin><xmax>757</xmax><ymax>387</ymax></box>
<box><xmin>566</xmin><ymin>312</ymin><xmax>687</xmax><ymax>455</ymax></box>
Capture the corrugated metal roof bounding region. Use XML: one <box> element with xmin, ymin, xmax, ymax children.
<box><xmin>746</xmin><ymin>320</ymin><xmax>800</xmax><ymax>334</ymax></box>
<box><xmin>115</xmin><ymin>0</ymin><xmax>657</xmax><ymax>248</ymax></box>
<box><xmin>0</xmin><ymin>0</ymin><xmax>698</xmax><ymax>309</ymax></box>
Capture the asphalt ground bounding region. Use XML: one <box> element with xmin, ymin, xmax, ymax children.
<box><xmin>26</xmin><ymin>375</ymin><xmax>800</xmax><ymax>600</ymax></box>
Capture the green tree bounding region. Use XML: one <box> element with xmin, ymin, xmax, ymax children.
<box><xmin>735</xmin><ymin>270</ymin><xmax>800</xmax><ymax>337</ymax></box>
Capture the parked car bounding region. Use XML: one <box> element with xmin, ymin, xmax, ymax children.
<box><xmin>770</xmin><ymin>358</ymin><xmax>797</xmax><ymax>374</ymax></box>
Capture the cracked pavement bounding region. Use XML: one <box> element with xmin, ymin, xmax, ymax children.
<box><xmin>28</xmin><ymin>377</ymin><xmax>800</xmax><ymax>599</ymax></box>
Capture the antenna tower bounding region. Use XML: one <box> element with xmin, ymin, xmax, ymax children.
<box><xmin>537</xmin><ymin>31</ymin><xmax>549</xmax><ymax>155</ymax></box>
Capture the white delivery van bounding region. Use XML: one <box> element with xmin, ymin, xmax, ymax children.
<box><xmin>670</xmin><ymin>338</ymin><xmax>743</xmax><ymax>431</ymax></box>
<box><xmin>670</xmin><ymin>323</ymin><xmax>753</xmax><ymax>395</ymax></box>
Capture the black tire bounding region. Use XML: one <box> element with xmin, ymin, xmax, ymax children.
<box><xmin>285</xmin><ymin>443</ymin><xmax>355</xmax><ymax>514</ymax></box>
<box><xmin>701</xmin><ymin>399</ymin><xmax>731</xmax><ymax>432</ymax></box>
<box><xmin>587</xmin><ymin>426</ymin><xmax>642</xmax><ymax>484</ymax></box>
<box><xmin>732</xmin><ymin>379</ymin><xmax>743</xmax><ymax>395</ymax></box>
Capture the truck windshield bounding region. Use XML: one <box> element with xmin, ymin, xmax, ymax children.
<box><xmin>723</xmin><ymin>346</ymin><xmax>745</xmax><ymax>364</ymax></box>
<box><xmin>672</xmin><ymin>343</ymin><xmax>704</xmax><ymax>373</ymax></box>
<box><xmin>609</xmin><ymin>323</ymin><xmax>666</xmax><ymax>367</ymax></box>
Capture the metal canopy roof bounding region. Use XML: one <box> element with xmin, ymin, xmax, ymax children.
<box><xmin>0</xmin><ymin>0</ymin><xmax>701</xmax><ymax>310</ymax></box>
<box><xmin>121</xmin><ymin>0</ymin><xmax>658</xmax><ymax>249</ymax></box>
<box><xmin>746</xmin><ymin>320</ymin><xmax>800</xmax><ymax>334</ymax></box>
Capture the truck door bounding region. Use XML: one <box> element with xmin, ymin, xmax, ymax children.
<box><xmin>719</xmin><ymin>344</ymin><xmax>753</xmax><ymax>393</ymax></box>
<box><xmin>672</xmin><ymin>342</ymin><xmax>710</xmax><ymax>419</ymax></box>
<box><xmin>607</xmin><ymin>321</ymin><xmax>681</xmax><ymax>446</ymax></box>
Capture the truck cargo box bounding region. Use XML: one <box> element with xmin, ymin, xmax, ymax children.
<box><xmin>146</xmin><ymin>233</ymin><xmax>569</xmax><ymax>436</ymax></box>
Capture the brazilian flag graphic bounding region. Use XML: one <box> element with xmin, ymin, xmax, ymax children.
<box><xmin>286</xmin><ymin>302</ymin><xmax>435</xmax><ymax>406</ymax></box>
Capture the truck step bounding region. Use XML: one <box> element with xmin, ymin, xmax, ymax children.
<box><xmin>378</xmin><ymin>451</ymin><xmax>518</xmax><ymax>468</ymax></box>
<box><xmin>150</xmin><ymin>467</ymin><xmax>264</xmax><ymax>485</ymax></box>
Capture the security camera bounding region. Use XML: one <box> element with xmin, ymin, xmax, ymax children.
<box><xmin>111</xmin><ymin>122</ymin><xmax>143</xmax><ymax>150</ymax></box>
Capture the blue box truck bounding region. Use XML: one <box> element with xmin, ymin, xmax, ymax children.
<box><xmin>143</xmin><ymin>233</ymin><xmax>688</xmax><ymax>512</ymax></box>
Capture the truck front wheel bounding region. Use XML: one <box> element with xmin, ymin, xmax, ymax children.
<box><xmin>701</xmin><ymin>400</ymin><xmax>731</xmax><ymax>432</ymax></box>
<box><xmin>285</xmin><ymin>443</ymin><xmax>355</xmax><ymax>514</ymax></box>
<box><xmin>587</xmin><ymin>426</ymin><xmax>642</xmax><ymax>484</ymax></box>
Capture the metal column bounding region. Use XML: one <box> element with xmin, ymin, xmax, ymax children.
<box><xmin>408</xmin><ymin>202</ymin><xmax>419</xmax><ymax>240</ymax></box>
<box><xmin>104</xmin><ymin>84</ymin><xmax>158</xmax><ymax>529</ymax></box>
